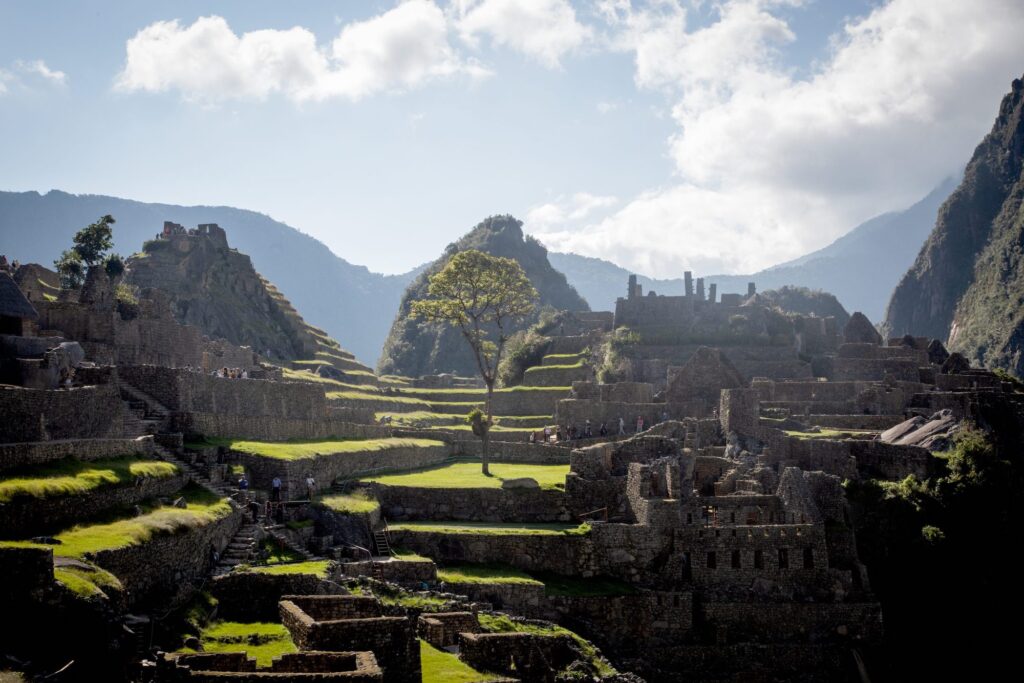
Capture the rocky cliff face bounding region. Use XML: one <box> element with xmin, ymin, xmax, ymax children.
<box><xmin>125</xmin><ymin>224</ymin><xmax>320</xmax><ymax>362</ymax></box>
<box><xmin>378</xmin><ymin>215</ymin><xmax>588</xmax><ymax>377</ymax></box>
<box><xmin>884</xmin><ymin>75</ymin><xmax>1024</xmax><ymax>375</ymax></box>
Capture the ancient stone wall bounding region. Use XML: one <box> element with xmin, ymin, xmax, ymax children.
<box><xmin>417</xmin><ymin>612</ymin><xmax>480</xmax><ymax>649</ymax></box>
<box><xmin>280</xmin><ymin>596</ymin><xmax>419</xmax><ymax>682</ymax></box>
<box><xmin>0</xmin><ymin>384</ymin><xmax>125</xmax><ymax>443</ymax></box>
<box><xmin>236</xmin><ymin>442</ymin><xmax>450</xmax><ymax>499</ymax></box>
<box><xmin>700</xmin><ymin>602</ymin><xmax>883</xmax><ymax>644</ymax></box>
<box><xmin>459</xmin><ymin>632</ymin><xmax>578</xmax><ymax>679</ymax></box>
<box><xmin>0</xmin><ymin>436</ymin><xmax>154</xmax><ymax>472</ymax></box>
<box><xmin>211</xmin><ymin>571</ymin><xmax>346</xmax><ymax>622</ymax></box>
<box><xmin>91</xmin><ymin>505</ymin><xmax>243</xmax><ymax>609</ymax></box>
<box><xmin>0</xmin><ymin>470</ymin><xmax>188</xmax><ymax>538</ymax></box>
<box><xmin>366</xmin><ymin>483</ymin><xmax>571</xmax><ymax>523</ymax></box>
<box><xmin>173</xmin><ymin>413</ymin><xmax>376</xmax><ymax>441</ymax></box>
<box><xmin>119</xmin><ymin>366</ymin><xmax>326</xmax><ymax>419</ymax></box>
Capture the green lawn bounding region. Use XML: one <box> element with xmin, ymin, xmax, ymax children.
<box><xmin>420</xmin><ymin>641</ymin><xmax>495</xmax><ymax>682</ymax></box>
<box><xmin>361</xmin><ymin>462</ymin><xmax>568</xmax><ymax>491</ymax></box>
<box><xmin>0</xmin><ymin>457</ymin><xmax>179</xmax><ymax>503</ymax></box>
<box><xmin>388</xmin><ymin>522</ymin><xmax>589</xmax><ymax>536</ymax></box>
<box><xmin>525</xmin><ymin>361</ymin><xmax>585</xmax><ymax>372</ymax></box>
<box><xmin>189</xmin><ymin>622</ymin><xmax>297</xmax><ymax>668</ymax></box>
<box><xmin>281</xmin><ymin>367</ymin><xmax>369</xmax><ymax>391</ymax></box>
<box><xmin>248</xmin><ymin>560</ymin><xmax>331</xmax><ymax>578</ymax></box>
<box><xmin>51</xmin><ymin>485</ymin><xmax>232</xmax><ymax>558</ymax></box>
<box><xmin>327</xmin><ymin>390</ymin><xmax>432</xmax><ymax>406</ymax></box>
<box><xmin>437</xmin><ymin>564</ymin><xmax>543</xmax><ymax>586</ymax></box>
<box><xmin>318</xmin><ymin>491</ymin><xmax>380</xmax><ymax>514</ymax></box>
<box><xmin>54</xmin><ymin>564</ymin><xmax>123</xmax><ymax>600</ymax></box>
<box><xmin>203</xmin><ymin>437</ymin><xmax>446</xmax><ymax>461</ymax></box>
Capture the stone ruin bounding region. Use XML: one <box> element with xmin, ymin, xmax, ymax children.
<box><xmin>2</xmin><ymin>231</ymin><xmax>1023</xmax><ymax>682</ymax></box>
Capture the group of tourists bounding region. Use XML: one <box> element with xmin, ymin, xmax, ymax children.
<box><xmin>214</xmin><ymin>367</ymin><xmax>249</xmax><ymax>379</ymax></box>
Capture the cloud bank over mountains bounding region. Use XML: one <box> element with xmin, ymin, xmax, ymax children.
<box><xmin>23</xmin><ymin>1</ymin><xmax>1024</xmax><ymax>279</ymax></box>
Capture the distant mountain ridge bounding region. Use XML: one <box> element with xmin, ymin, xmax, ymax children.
<box><xmin>549</xmin><ymin>177</ymin><xmax>958</xmax><ymax>321</ymax></box>
<box><xmin>885</xmin><ymin>75</ymin><xmax>1024</xmax><ymax>375</ymax></box>
<box><xmin>0</xmin><ymin>189</ymin><xmax>420</xmax><ymax>363</ymax></box>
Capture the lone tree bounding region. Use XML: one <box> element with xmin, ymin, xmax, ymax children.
<box><xmin>54</xmin><ymin>214</ymin><xmax>121</xmax><ymax>289</ymax></box>
<box><xmin>412</xmin><ymin>249</ymin><xmax>538</xmax><ymax>475</ymax></box>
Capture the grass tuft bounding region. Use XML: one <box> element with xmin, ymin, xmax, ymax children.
<box><xmin>360</xmin><ymin>462</ymin><xmax>568</xmax><ymax>491</ymax></box>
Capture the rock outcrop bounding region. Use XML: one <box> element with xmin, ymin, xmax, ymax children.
<box><xmin>378</xmin><ymin>215</ymin><xmax>588</xmax><ymax>377</ymax></box>
<box><xmin>125</xmin><ymin>223</ymin><xmax>320</xmax><ymax>361</ymax></box>
<box><xmin>884</xmin><ymin>75</ymin><xmax>1024</xmax><ymax>375</ymax></box>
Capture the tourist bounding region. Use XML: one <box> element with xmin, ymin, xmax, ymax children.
<box><xmin>209</xmin><ymin>544</ymin><xmax>220</xmax><ymax>565</ymax></box>
<box><xmin>585</xmin><ymin>420</ymin><xmax>593</xmax><ymax>438</ymax></box>
<box><xmin>661</xmin><ymin>411</ymin><xmax>669</xmax><ymax>423</ymax></box>
<box><xmin>271</xmin><ymin>476</ymin><xmax>282</xmax><ymax>502</ymax></box>
<box><xmin>618</xmin><ymin>416</ymin><xmax>626</xmax><ymax>435</ymax></box>
<box><xmin>305</xmin><ymin>475</ymin><xmax>316</xmax><ymax>500</ymax></box>
<box><xmin>238</xmin><ymin>474</ymin><xmax>249</xmax><ymax>493</ymax></box>
<box><xmin>599</xmin><ymin>422</ymin><xmax>608</xmax><ymax>437</ymax></box>
<box><xmin>636</xmin><ymin>415</ymin><xmax>645</xmax><ymax>433</ymax></box>
<box><xmin>248</xmin><ymin>499</ymin><xmax>260</xmax><ymax>523</ymax></box>
<box><xmin>241</xmin><ymin>370</ymin><xmax>249</xmax><ymax>379</ymax></box>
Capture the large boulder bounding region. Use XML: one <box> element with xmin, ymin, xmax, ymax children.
<box><xmin>501</xmin><ymin>477</ymin><xmax>540</xmax><ymax>490</ymax></box>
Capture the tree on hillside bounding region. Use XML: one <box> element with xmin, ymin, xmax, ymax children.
<box><xmin>412</xmin><ymin>250</ymin><xmax>538</xmax><ymax>475</ymax></box>
<box><xmin>55</xmin><ymin>214</ymin><xmax>122</xmax><ymax>289</ymax></box>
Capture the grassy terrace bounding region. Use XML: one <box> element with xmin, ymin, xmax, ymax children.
<box><xmin>437</xmin><ymin>563</ymin><xmax>543</xmax><ymax>586</ymax></box>
<box><xmin>247</xmin><ymin>560</ymin><xmax>331</xmax><ymax>578</ymax></box>
<box><xmin>388</xmin><ymin>522</ymin><xmax>589</xmax><ymax>536</ymax></box>
<box><xmin>420</xmin><ymin>641</ymin><xmax>493</xmax><ymax>682</ymax></box>
<box><xmin>199</xmin><ymin>437</ymin><xmax>446</xmax><ymax>461</ymax></box>
<box><xmin>317</xmin><ymin>491</ymin><xmax>380</xmax><ymax>514</ymax></box>
<box><xmin>0</xmin><ymin>457</ymin><xmax>179</xmax><ymax>503</ymax></box>
<box><xmin>361</xmin><ymin>461</ymin><xmax>569</xmax><ymax>490</ymax></box>
<box><xmin>478</xmin><ymin>614</ymin><xmax>615</xmax><ymax>677</ymax></box>
<box><xmin>183</xmin><ymin>622</ymin><xmax>297</xmax><ymax>668</ymax></box>
<box><xmin>434</xmin><ymin>563</ymin><xmax>636</xmax><ymax>596</ymax></box>
<box><xmin>375</xmin><ymin>411</ymin><xmax>552</xmax><ymax>428</ymax></box>
<box><xmin>526</xmin><ymin>360</ymin><xmax>586</xmax><ymax>372</ymax></box>
<box><xmin>51</xmin><ymin>484</ymin><xmax>232</xmax><ymax>558</ymax></box>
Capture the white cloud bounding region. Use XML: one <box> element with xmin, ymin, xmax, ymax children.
<box><xmin>532</xmin><ymin>0</ymin><xmax>1024</xmax><ymax>278</ymax></box>
<box><xmin>115</xmin><ymin>2</ymin><xmax>490</xmax><ymax>103</ymax></box>
<box><xmin>0</xmin><ymin>59</ymin><xmax>67</xmax><ymax>94</ymax></box>
<box><xmin>16</xmin><ymin>59</ymin><xmax>67</xmax><ymax>85</ymax></box>
<box><xmin>455</xmin><ymin>0</ymin><xmax>592</xmax><ymax>67</ymax></box>
<box><xmin>527</xmin><ymin>192</ymin><xmax>619</xmax><ymax>231</ymax></box>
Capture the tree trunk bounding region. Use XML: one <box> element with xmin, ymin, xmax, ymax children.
<box><xmin>482</xmin><ymin>381</ymin><xmax>493</xmax><ymax>476</ymax></box>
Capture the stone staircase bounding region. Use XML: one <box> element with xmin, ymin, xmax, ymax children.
<box><xmin>215</xmin><ymin>522</ymin><xmax>262</xmax><ymax>575</ymax></box>
<box><xmin>119</xmin><ymin>381</ymin><xmax>172</xmax><ymax>438</ymax></box>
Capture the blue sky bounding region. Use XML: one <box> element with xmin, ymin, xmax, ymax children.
<box><xmin>2</xmin><ymin>1</ymin><xmax>1023</xmax><ymax>277</ymax></box>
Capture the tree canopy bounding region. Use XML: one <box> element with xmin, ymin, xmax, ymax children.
<box><xmin>412</xmin><ymin>249</ymin><xmax>538</xmax><ymax>473</ymax></box>
<box><xmin>54</xmin><ymin>215</ymin><xmax>120</xmax><ymax>289</ymax></box>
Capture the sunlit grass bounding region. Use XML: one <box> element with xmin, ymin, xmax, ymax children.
<box><xmin>52</xmin><ymin>485</ymin><xmax>232</xmax><ymax>558</ymax></box>
<box><xmin>248</xmin><ymin>560</ymin><xmax>331</xmax><ymax>578</ymax></box>
<box><xmin>0</xmin><ymin>457</ymin><xmax>179</xmax><ymax>503</ymax></box>
<box><xmin>361</xmin><ymin>462</ymin><xmax>568</xmax><ymax>490</ymax></box>
<box><xmin>437</xmin><ymin>564</ymin><xmax>543</xmax><ymax>586</ymax></box>
<box><xmin>203</xmin><ymin>437</ymin><xmax>446</xmax><ymax>461</ymax></box>
<box><xmin>389</xmin><ymin>522</ymin><xmax>589</xmax><ymax>536</ymax></box>
<box><xmin>420</xmin><ymin>640</ymin><xmax>494</xmax><ymax>682</ymax></box>
<box><xmin>318</xmin><ymin>491</ymin><xmax>380</xmax><ymax>515</ymax></box>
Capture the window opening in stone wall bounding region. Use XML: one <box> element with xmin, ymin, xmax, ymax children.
<box><xmin>778</xmin><ymin>548</ymin><xmax>789</xmax><ymax>569</ymax></box>
<box><xmin>707</xmin><ymin>551</ymin><xmax>716</xmax><ymax>569</ymax></box>
<box><xmin>731</xmin><ymin>550</ymin><xmax>741</xmax><ymax>568</ymax></box>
